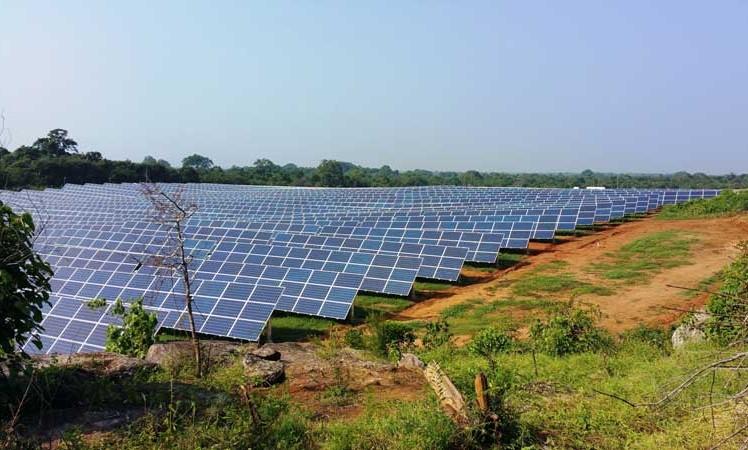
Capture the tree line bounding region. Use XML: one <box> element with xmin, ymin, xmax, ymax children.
<box><xmin>1</xmin><ymin>129</ymin><xmax>746</xmax><ymax>190</ymax></box>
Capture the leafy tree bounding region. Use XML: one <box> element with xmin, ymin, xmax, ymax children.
<box><xmin>83</xmin><ymin>151</ymin><xmax>102</xmax><ymax>161</ymax></box>
<box><xmin>315</xmin><ymin>159</ymin><xmax>346</xmax><ymax>187</ymax></box>
<box><xmin>0</xmin><ymin>202</ymin><xmax>52</xmax><ymax>361</ymax></box>
<box><xmin>182</xmin><ymin>154</ymin><xmax>214</xmax><ymax>170</ymax></box>
<box><xmin>32</xmin><ymin>129</ymin><xmax>78</xmax><ymax>157</ymax></box>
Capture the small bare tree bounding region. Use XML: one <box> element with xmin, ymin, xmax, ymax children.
<box><xmin>139</xmin><ymin>183</ymin><xmax>203</xmax><ymax>377</ymax></box>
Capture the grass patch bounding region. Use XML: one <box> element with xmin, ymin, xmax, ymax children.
<box><xmin>351</xmin><ymin>294</ymin><xmax>413</xmax><ymax>322</ymax></box>
<box><xmin>433</xmin><ymin>297</ymin><xmax>556</xmax><ymax>337</ymax></box>
<box><xmin>321</xmin><ymin>397</ymin><xmax>456</xmax><ymax>450</ymax></box>
<box><xmin>413</xmin><ymin>281</ymin><xmax>453</xmax><ymax>291</ymax></box>
<box><xmin>587</xmin><ymin>230</ymin><xmax>698</xmax><ymax>282</ymax></box>
<box><xmin>659</xmin><ymin>190</ymin><xmax>748</xmax><ymax>219</ymax></box>
<box><xmin>270</xmin><ymin>314</ymin><xmax>336</xmax><ymax>342</ymax></box>
<box><xmin>512</xmin><ymin>273</ymin><xmax>614</xmax><ymax>298</ymax></box>
<box><xmin>497</xmin><ymin>252</ymin><xmax>527</xmax><ymax>269</ymax></box>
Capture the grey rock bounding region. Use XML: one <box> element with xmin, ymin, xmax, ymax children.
<box><xmin>672</xmin><ymin>325</ymin><xmax>706</xmax><ymax>349</ymax></box>
<box><xmin>33</xmin><ymin>352</ymin><xmax>157</xmax><ymax>379</ymax></box>
<box><xmin>251</xmin><ymin>345</ymin><xmax>282</xmax><ymax>361</ymax></box>
<box><xmin>243</xmin><ymin>354</ymin><xmax>285</xmax><ymax>386</ymax></box>
<box><xmin>146</xmin><ymin>340</ymin><xmax>250</xmax><ymax>367</ymax></box>
<box><xmin>398</xmin><ymin>353</ymin><xmax>426</xmax><ymax>370</ymax></box>
<box><xmin>672</xmin><ymin>309</ymin><xmax>710</xmax><ymax>350</ymax></box>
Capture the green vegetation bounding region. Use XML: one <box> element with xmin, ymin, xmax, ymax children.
<box><xmin>659</xmin><ymin>189</ymin><xmax>748</xmax><ymax>219</ymax></box>
<box><xmin>705</xmin><ymin>241</ymin><xmax>748</xmax><ymax>344</ymax></box>
<box><xmin>269</xmin><ymin>314</ymin><xmax>336</xmax><ymax>342</ymax></box>
<box><xmin>0</xmin><ymin>201</ymin><xmax>52</xmax><ymax>363</ymax></box>
<box><xmin>103</xmin><ymin>298</ymin><xmax>158</xmax><ymax>358</ymax></box>
<box><xmin>321</xmin><ymin>397</ymin><xmax>456</xmax><ymax>450</ymax></box>
<box><xmin>421</xmin><ymin>319</ymin><xmax>453</xmax><ymax>350</ymax></box>
<box><xmin>530</xmin><ymin>305</ymin><xmax>613</xmax><ymax>356</ymax></box>
<box><xmin>468</xmin><ymin>327</ymin><xmax>517</xmax><ymax>360</ymax></box>
<box><xmin>511</xmin><ymin>260</ymin><xmax>613</xmax><ymax>298</ymax></box>
<box><xmin>353</xmin><ymin>294</ymin><xmax>413</xmax><ymax>318</ymax></box>
<box><xmin>413</xmin><ymin>281</ymin><xmax>452</xmax><ymax>291</ymax></box>
<box><xmin>370</xmin><ymin>320</ymin><xmax>415</xmax><ymax>358</ymax></box>
<box><xmin>588</xmin><ymin>230</ymin><xmax>697</xmax><ymax>282</ymax></box>
<box><xmin>435</xmin><ymin>297</ymin><xmax>555</xmax><ymax>336</ymax></box>
<box><xmin>2</xmin><ymin>130</ymin><xmax>747</xmax><ymax>190</ymax></box>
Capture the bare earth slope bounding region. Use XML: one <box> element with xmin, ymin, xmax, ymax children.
<box><xmin>397</xmin><ymin>214</ymin><xmax>748</xmax><ymax>333</ymax></box>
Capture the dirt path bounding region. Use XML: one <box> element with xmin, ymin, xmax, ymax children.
<box><xmin>398</xmin><ymin>214</ymin><xmax>748</xmax><ymax>333</ymax></box>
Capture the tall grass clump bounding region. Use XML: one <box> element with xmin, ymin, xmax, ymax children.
<box><xmin>321</xmin><ymin>398</ymin><xmax>456</xmax><ymax>450</ymax></box>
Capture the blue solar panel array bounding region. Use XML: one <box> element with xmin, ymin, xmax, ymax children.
<box><xmin>0</xmin><ymin>184</ymin><xmax>718</xmax><ymax>354</ymax></box>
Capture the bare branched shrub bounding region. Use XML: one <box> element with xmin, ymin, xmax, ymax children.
<box><xmin>139</xmin><ymin>183</ymin><xmax>203</xmax><ymax>377</ymax></box>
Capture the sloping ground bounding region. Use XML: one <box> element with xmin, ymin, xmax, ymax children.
<box><xmin>398</xmin><ymin>214</ymin><xmax>748</xmax><ymax>333</ymax></box>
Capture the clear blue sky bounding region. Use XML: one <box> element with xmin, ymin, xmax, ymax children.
<box><xmin>1</xmin><ymin>1</ymin><xmax>746</xmax><ymax>173</ymax></box>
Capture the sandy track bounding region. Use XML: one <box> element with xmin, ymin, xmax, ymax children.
<box><xmin>397</xmin><ymin>214</ymin><xmax>748</xmax><ymax>332</ymax></box>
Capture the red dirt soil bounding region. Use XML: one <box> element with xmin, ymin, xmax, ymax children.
<box><xmin>397</xmin><ymin>214</ymin><xmax>748</xmax><ymax>333</ymax></box>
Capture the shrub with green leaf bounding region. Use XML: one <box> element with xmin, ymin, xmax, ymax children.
<box><xmin>104</xmin><ymin>298</ymin><xmax>158</xmax><ymax>358</ymax></box>
<box><xmin>369</xmin><ymin>320</ymin><xmax>415</xmax><ymax>358</ymax></box>
<box><xmin>0</xmin><ymin>201</ymin><xmax>52</xmax><ymax>362</ymax></box>
<box><xmin>422</xmin><ymin>319</ymin><xmax>452</xmax><ymax>349</ymax></box>
<box><xmin>468</xmin><ymin>327</ymin><xmax>516</xmax><ymax>360</ymax></box>
<box><xmin>705</xmin><ymin>241</ymin><xmax>748</xmax><ymax>344</ymax></box>
<box><xmin>343</xmin><ymin>329</ymin><xmax>365</xmax><ymax>349</ymax></box>
<box><xmin>530</xmin><ymin>305</ymin><xmax>613</xmax><ymax>356</ymax></box>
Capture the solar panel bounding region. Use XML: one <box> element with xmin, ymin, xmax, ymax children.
<box><xmin>0</xmin><ymin>183</ymin><xmax>716</xmax><ymax>356</ymax></box>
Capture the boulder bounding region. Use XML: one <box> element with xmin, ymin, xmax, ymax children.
<box><xmin>250</xmin><ymin>345</ymin><xmax>281</xmax><ymax>361</ymax></box>
<box><xmin>672</xmin><ymin>310</ymin><xmax>710</xmax><ymax>350</ymax></box>
<box><xmin>672</xmin><ymin>325</ymin><xmax>706</xmax><ymax>349</ymax></box>
<box><xmin>398</xmin><ymin>353</ymin><xmax>426</xmax><ymax>370</ymax></box>
<box><xmin>33</xmin><ymin>352</ymin><xmax>157</xmax><ymax>379</ymax></box>
<box><xmin>243</xmin><ymin>354</ymin><xmax>285</xmax><ymax>386</ymax></box>
<box><xmin>146</xmin><ymin>340</ymin><xmax>249</xmax><ymax>367</ymax></box>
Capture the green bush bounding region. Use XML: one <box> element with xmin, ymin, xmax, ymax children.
<box><xmin>468</xmin><ymin>327</ymin><xmax>516</xmax><ymax>359</ymax></box>
<box><xmin>369</xmin><ymin>320</ymin><xmax>415</xmax><ymax>358</ymax></box>
<box><xmin>422</xmin><ymin>319</ymin><xmax>452</xmax><ymax>349</ymax></box>
<box><xmin>343</xmin><ymin>329</ymin><xmax>365</xmax><ymax>349</ymax></box>
<box><xmin>105</xmin><ymin>298</ymin><xmax>158</xmax><ymax>358</ymax></box>
<box><xmin>530</xmin><ymin>305</ymin><xmax>613</xmax><ymax>356</ymax></box>
<box><xmin>705</xmin><ymin>241</ymin><xmax>748</xmax><ymax>344</ymax></box>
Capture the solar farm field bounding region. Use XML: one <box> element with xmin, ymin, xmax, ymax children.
<box><xmin>0</xmin><ymin>184</ymin><xmax>719</xmax><ymax>355</ymax></box>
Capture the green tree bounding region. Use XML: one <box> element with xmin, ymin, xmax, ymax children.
<box><xmin>32</xmin><ymin>129</ymin><xmax>78</xmax><ymax>157</ymax></box>
<box><xmin>0</xmin><ymin>202</ymin><xmax>53</xmax><ymax>361</ymax></box>
<box><xmin>182</xmin><ymin>154</ymin><xmax>214</xmax><ymax>170</ymax></box>
<box><xmin>315</xmin><ymin>159</ymin><xmax>346</xmax><ymax>187</ymax></box>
